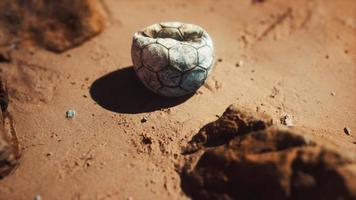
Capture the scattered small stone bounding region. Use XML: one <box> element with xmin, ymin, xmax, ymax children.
<box><xmin>344</xmin><ymin>127</ymin><xmax>351</xmax><ymax>136</ymax></box>
<box><xmin>325</xmin><ymin>55</ymin><xmax>329</xmax><ymax>59</ymax></box>
<box><xmin>280</xmin><ymin>114</ymin><xmax>294</xmax><ymax>126</ymax></box>
<box><xmin>330</xmin><ymin>91</ymin><xmax>335</xmax><ymax>96</ymax></box>
<box><xmin>235</xmin><ymin>60</ymin><xmax>244</xmax><ymax>67</ymax></box>
<box><xmin>217</xmin><ymin>58</ymin><xmax>223</xmax><ymax>62</ymax></box>
<box><xmin>0</xmin><ymin>51</ymin><xmax>11</xmax><ymax>63</ymax></box>
<box><xmin>34</xmin><ymin>195</ymin><xmax>42</xmax><ymax>200</ymax></box>
<box><xmin>141</xmin><ymin>116</ymin><xmax>148</xmax><ymax>123</ymax></box>
<box><xmin>66</xmin><ymin>109</ymin><xmax>76</xmax><ymax>119</ymax></box>
<box><xmin>9</xmin><ymin>43</ymin><xmax>17</xmax><ymax>49</ymax></box>
<box><xmin>46</xmin><ymin>152</ymin><xmax>53</xmax><ymax>157</ymax></box>
<box><xmin>141</xmin><ymin>135</ymin><xmax>152</xmax><ymax>145</ymax></box>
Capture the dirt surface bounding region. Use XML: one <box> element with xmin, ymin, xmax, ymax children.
<box><xmin>0</xmin><ymin>0</ymin><xmax>356</xmax><ymax>199</ymax></box>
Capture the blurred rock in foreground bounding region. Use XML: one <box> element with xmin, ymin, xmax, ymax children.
<box><xmin>0</xmin><ymin>77</ymin><xmax>20</xmax><ymax>179</ymax></box>
<box><xmin>181</xmin><ymin>104</ymin><xmax>356</xmax><ymax>200</ymax></box>
<box><xmin>0</xmin><ymin>0</ymin><xmax>106</xmax><ymax>52</ymax></box>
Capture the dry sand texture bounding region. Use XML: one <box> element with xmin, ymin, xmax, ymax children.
<box><xmin>0</xmin><ymin>0</ymin><xmax>355</xmax><ymax>199</ymax></box>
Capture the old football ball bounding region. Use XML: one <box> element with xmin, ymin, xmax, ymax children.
<box><xmin>131</xmin><ymin>22</ymin><xmax>214</xmax><ymax>97</ymax></box>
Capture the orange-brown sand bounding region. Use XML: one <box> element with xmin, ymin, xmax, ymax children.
<box><xmin>0</xmin><ymin>0</ymin><xmax>355</xmax><ymax>199</ymax></box>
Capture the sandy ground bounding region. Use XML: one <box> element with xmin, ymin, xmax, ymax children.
<box><xmin>0</xmin><ymin>0</ymin><xmax>355</xmax><ymax>199</ymax></box>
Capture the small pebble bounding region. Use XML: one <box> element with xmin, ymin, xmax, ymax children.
<box><xmin>66</xmin><ymin>109</ymin><xmax>76</xmax><ymax>119</ymax></box>
<box><xmin>217</xmin><ymin>58</ymin><xmax>223</xmax><ymax>62</ymax></box>
<box><xmin>141</xmin><ymin>116</ymin><xmax>148</xmax><ymax>123</ymax></box>
<box><xmin>330</xmin><ymin>91</ymin><xmax>335</xmax><ymax>96</ymax></box>
<box><xmin>344</xmin><ymin>127</ymin><xmax>351</xmax><ymax>136</ymax></box>
<box><xmin>34</xmin><ymin>195</ymin><xmax>42</xmax><ymax>200</ymax></box>
<box><xmin>46</xmin><ymin>152</ymin><xmax>53</xmax><ymax>157</ymax></box>
<box><xmin>235</xmin><ymin>60</ymin><xmax>244</xmax><ymax>67</ymax></box>
<box><xmin>281</xmin><ymin>114</ymin><xmax>294</xmax><ymax>126</ymax></box>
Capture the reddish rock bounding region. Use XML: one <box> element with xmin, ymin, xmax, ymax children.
<box><xmin>183</xmin><ymin>104</ymin><xmax>273</xmax><ymax>154</ymax></box>
<box><xmin>181</xmin><ymin>106</ymin><xmax>356</xmax><ymax>200</ymax></box>
<box><xmin>0</xmin><ymin>0</ymin><xmax>106</xmax><ymax>52</ymax></box>
<box><xmin>0</xmin><ymin>77</ymin><xmax>20</xmax><ymax>179</ymax></box>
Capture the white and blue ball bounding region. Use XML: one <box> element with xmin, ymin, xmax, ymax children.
<box><xmin>131</xmin><ymin>22</ymin><xmax>214</xmax><ymax>97</ymax></box>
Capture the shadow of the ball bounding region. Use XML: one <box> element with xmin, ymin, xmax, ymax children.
<box><xmin>90</xmin><ymin>66</ymin><xmax>193</xmax><ymax>114</ymax></box>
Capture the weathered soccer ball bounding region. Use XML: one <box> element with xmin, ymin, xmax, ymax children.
<box><xmin>131</xmin><ymin>22</ymin><xmax>214</xmax><ymax>97</ymax></box>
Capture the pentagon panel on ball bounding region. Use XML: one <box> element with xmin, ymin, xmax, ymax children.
<box><xmin>131</xmin><ymin>22</ymin><xmax>214</xmax><ymax>97</ymax></box>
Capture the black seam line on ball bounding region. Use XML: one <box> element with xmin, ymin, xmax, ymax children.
<box><xmin>157</xmin><ymin>65</ymin><xmax>169</xmax><ymax>73</ymax></box>
<box><xmin>178</xmin><ymin>69</ymin><xmax>185</xmax><ymax>86</ymax></box>
<box><xmin>138</xmin><ymin>49</ymin><xmax>143</xmax><ymax>67</ymax></box>
<box><xmin>194</xmin><ymin>47</ymin><xmax>199</xmax><ymax>65</ymax></box>
<box><xmin>196</xmin><ymin>42</ymin><xmax>208</xmax><ymax>50</ymax></box>
<box><xmin>199</xmin><ymin>30</ymin><xmax>204</xmax><ymax>39</ymax></box>
<box><xmin>196</xmin><ymin>66</ymin><xmax>208</xmax><ymax>79</ymax></box>
<box><xmin>179</xmin><ymin>67</ymin><xmax>192</xmax><ymax>85</ymax></box>
<box><xmin>136</xmin><ymin>65</ymin><xmax>144</xmax><ymax>71</ymax></box>
<box><xmin>191</xmin><ymin>44</ymin><xmax>200</xmax><ymax>51</ymax></box>
<box><xmin>156</xmin><ymin>29</ymin><xmax>163</xmax><ymax>38</ymax></box>
<box><xmin>178</xmin><ymin>28</ymin><xmax>185</xmax><ymax>41</ymax></box>
<box><xmin>142</xmin><ymin>40</ymin><xmax>157</xmax><ymax>49</ymax></box>
<box><xmin>155</xmin><ymin>72</ymin><xmax>165</xmax><ymax>87</ymax></box>
<box><xmin>145</xmin><ymin>65</ymin><xmax>159</xmax><ymax>73</ymax></box>
<box><xmin>179</xmin><ymin>85</ymin><xmax>189</xmax><ymax>92</ymax></box>
<box><xmin>155</xmin><ymin>42</ymin><xmax>169</xmax><ymax>50</ymax></box>
<box><xmin>165</xmin><ymin>85</ymin><xmax>181</xmax><ymax>89</ymax></box>
<box><xmin>157</xmin><ymin>69</ymin><xmax>181</xmax><ymax>88</ymax></box>
<box><xmin>151</xmin><ymin>73</ymin><xmax>162</xmax><ymax>89</ymax></box>
<box><xmin>199</xmin><ymin>64</ymin><xmax>211</xmax><ymax>73</ymax></box>
<box><xmin>167</xmin><ymin>48</ymin><xmax>173</xmax><ymax>67</ymax></box>
<box><xmin>180</xmin><ymin>66</ymin><xmax>197</xmax><ymax>86</ymax></box>
<box><xmin>141</xmin><ymin>31</ymin><xmax>150</xmax><ymax>38</ymax></box>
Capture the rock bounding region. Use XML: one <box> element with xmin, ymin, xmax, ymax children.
<box><xmin>181</xmin><ymin>105</ymin><xmax>356</xmax><ymax>200</ymax></box>
<box><xmin>0</xmin><ymin>0</ymin><xmax>106</xmax><ymax>52</ymax></box>
<box><xmin>141</xmin><ymin>116</ymin><xmax>148</xmax><ymax>123</ymax></box>
<box><xmin>0</xmin><ymin>77</ymin><xmax>20</xmax><ymax>179</ymax></box>
<box><xmin>235</xmin><ymin>60</ymin><xmax>244</xmax><ymax>67</ymax></box>
<box><xmin>0</xmin><ymin>76</ymin><xmax>8</xmax><ymax>112</ymax></box>
<box><xmin>281</xmin><ymin>114</ymin><xmax>294</xmax><ymax>126</ymax></box>
<box><xmin>34</xmin><ymin>195</ymin><xmax>42</xmax><ymax>200</ymax></box>
<box><xmin>183</xmin><ymin>104</ymin><xmax>273</xmax><ymax>153</ymax></box>
<box><xmin>0</xmin><ymin>48</ymin><xmax>11</xmax><ymax>63</ymax></box>
<box><xmin>182</xmin><ymin>129</ymin><xmax>356</xmax><ymax>200</ymax></box>
<box><xmin>344</xmin><ymin>127</ymin><xmax>351</xmax><ymax>136</ymax></box>
<box><xmin>66</xmin><ymin>109</ymin><xmax>76</xmax><ymax>119</ymax></box>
